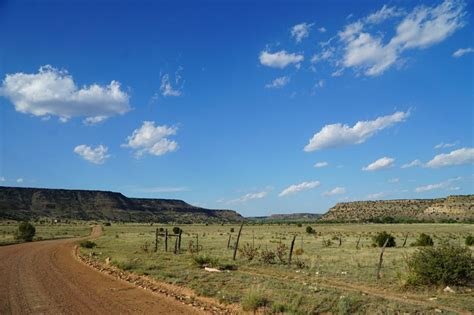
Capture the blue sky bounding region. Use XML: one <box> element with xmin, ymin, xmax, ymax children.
<box><xmin>0</xmin><ymin>0</ymin><xmax>473</xmax><ymax>216</ymax></box>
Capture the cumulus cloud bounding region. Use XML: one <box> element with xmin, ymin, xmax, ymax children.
<box><xmin>314</xmin><ymin>161</ymin><xmax>329</xmax><ymax>168</ymax></box>
<box><xmin>415</xmin><ymin>177</ymin><xmax>461</xmax><ymax>192</ymax></box>
<box><xmin>16</xmin><ymin>178</ymin><xmax>24</xmax><ymax>183</ymax></box>
<box><xmin>74</xmin><ymin>144</ymin><xmax>110</xmax><ymax>164</ymax></box>
<box><xmin>434</xmin><ymin>141</ymin><xmax>459</xmax><ymax>149</ymax></box>
<box><xmin>323</xmin><ymin>187</ymin><xmax>346</xmax><ymax>196</ymax></box>
<box><xmin>336</xmin><ymin>0</ymin><xmax>466</xmax><ymax>76</ymax></box>
<box><xmin>291</xmin><ymin>22</ymin><xmax>314</xmax><ymax>42</ymax></box>
<box><xmin>160</xmin><ymin>68</ymin><xmax>184</xmax><ymax>97</ymax></box>
<box><xmin>227</xmin><ymin>189</ymin><xmax>270</xmax><ymax>204</ymax></box>
<box><xmin>318</xmin><ymin>27</ymin><xmax>327</xmax><ymax>33</ymax></box>
<box><xmin>259</xmin><ymin>50</ymin><xmax>304</xmax><ymax>68</ymax></box>
<box><xmin>362</xmin><ymin>157</ymin><xmax>395</xmax><ymax>171</ymax></box>
<box><xmin>122</xmin><ymin>121</ymin><xmax>178</xmax><ymax>158</ymax></box>
<box><xmin>401</xmin><ymin>159</ymin><xmax>422</xmax><ymax>168</ymax></box>
<box><xmin>265</xmin><ymin>76</ymin><xmax>290</xmax><ymax>89</ymax></box>
<box><xmin>453</xmin><ymin>47</ymin><xmax>474</xmax><ymax>57</ymax></box>
<box><xmin>304</xmin><ymin>110</ymin><xmax>409</xmax><ymax>152</ymax></box>
<box><xmin>279</xmin><ymin>181</ymin><xmax>320</xmax><ymax>197</ymax></box>
<box><xmin>425</xmin><ymin>147</ymin><xmax>474</xmax><ymax>168</ymax></box>
<box><xmin>0</xmin><ymin>65</ymin><xmax>131</xmax><ymax>123</ymax></box>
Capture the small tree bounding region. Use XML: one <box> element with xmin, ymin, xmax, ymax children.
<box><xmin>305</xmin><ymin>226</ymin><xmax>315</xmax><ymax>234</ymax></box>
<box><xmin>412</xmin><ymin>233</ymin><xmax>434</xmax><ymax>247</ymax></box>
<box><xmin>372</xmin><ymin>231</ymin><xmax>396</xmax><ymax>248</ymax></box>
<box><xmin>465</xmin><ymin>235</ymin><xmax>474</xmax><ymax>246</ymax></box>
<box><xmin>230</xmin><ymin>227</ymin><xmax>235</xmax><ymax>233</ymax></box>
<box><xmin>172</xmin><ymin>226</ymin><xmax>182</xmax><ymax>234</ymax></box>
<box><xmin>406</xmin><ymin>243</ymin><xmax>473</xmax><ymax>286</ymax></box>
<box><xmin>15</xmin><ymin>221</ymin><xmax>36</xmax><ymax>242</ymax></box>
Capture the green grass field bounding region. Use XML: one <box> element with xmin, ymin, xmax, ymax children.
<box><xmin>79</xmin><ymin>223</ymin><xmax>473</xmax><ymax>314</ymax></box>
<box><xmin>0</xmin><ymin>220</ymin><xmax>91</xmax><ymax>245</ymax></box>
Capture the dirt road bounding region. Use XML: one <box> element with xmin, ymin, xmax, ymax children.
<box><xmin>0</xmin><ymin>226</ymin><xmax>206</xmax><ymax>315</ymax></box>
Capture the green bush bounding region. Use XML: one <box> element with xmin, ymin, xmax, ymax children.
<box><xmin>15</xmin><ymin>221</ymin><xmax>36</xmax><ymax>242</ymax></box>
<box><xmin>465</xmin><ymin>235</ymin><xmax>474</xmax><ymax>246</ymax></box>
<box><xmin>241</xmin><ymin>290</ymin><xmax>270</xmax><ymax>312</ymax></box>
<box><xmin>230</xmin><ymin>227</ymin><xmax>235</xmax><ymax>233</ymax></box>
<box><xmin>412</xmin><ymin>233</ymin><xmax>434</xmax><ymax>246</ymax></box>
<box><xmin>240</xmin><ymin>243</ymin><xmax>260</xmax><ymax>261</ymax></box>
<box><xmin>305</xmin><ymin>226</ymin><xmax>315</xmax><ymax>234</ymax></box>
<box><xmin>259</xmin><ymin>248</ymin><xmax>276</xmax><ymax>264</ymax></box>
<box><xmin>372</xmin><ymin>231</ymin><xmax>396</xmax><ymax>247</ymax></box>
<box><xmin>173</xmin><ymin>226</ymin><xmax>182</xmax><ymax>234</ymax></box>
<box><xmin>406</xmin><ymin>243</ymin><xmax>473</xmax><ymax>286</ymax></box>
<box><xmin>80</xmin><ymin>240</ymin><xmax>97</xmax><ymax>248</ymax></box>
<box><xmin>192</xmin><ymin>255</ymin><xmax>220</xmax><ymax>268</ymax></box>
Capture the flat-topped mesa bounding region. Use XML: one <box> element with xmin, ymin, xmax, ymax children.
<box><xmin>0</xmin><ymin>186</ymin><xmax>243</xmax><ymax>223</ymax></box>
<box><xmin>320</xmin><ymin>195</ymin><xmax>474</xmax><ymax>222</ymax></box>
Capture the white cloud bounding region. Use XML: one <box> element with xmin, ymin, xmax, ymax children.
<box><xmin>265</xmin><ymin>76</ymin><xmax>290</xmax><ymax>89</ymax></box>
<box><xmin>314</xmin><ymin>161</ymin><xmax>328</xmax><ymax>168</ymax></box>
<box><xmin>279</xmin><ymin>181</ymin><xmax>320</xmax><ymax>197</ymax></box>
<box><xmin>227</xmin><ymin>189</ymin><xmax>270</xmax><ymax>204</ymax></box>
<box><xmin>434</xmin><ymin>141</ymin><xmax>458</xmax><ymax>149</ymax></box>
<box><xmin>323</xmin><ymin>187</ymin><xmax>346</xmax><ymax>196</ymax></box>
<box><xmin>160</xmin><ymin>68</ymin><xmax>184</xmax><ymax>97</ymax></box>
<box><xmin>314</xmin><ymin>79</ymin><xmax>325</xmax><ymax>88</ymax></box>
<box><xmin>122</xmin><ymin>121</ymin><xmax>178</xmax><ymax>158</ymax></box>
<box><xmin>318</xmin><ymin>27</ymin><xmax>327</xmax><ymax>33</ymax></box>
<box><xmin>0</xmin><ymin>177</ymin><xmax>5</xmax><ymax>182</ymax></box>
<box><xmin>425</xmin><ymin>147</ymin><xmax>474</xmax><ymax>168</ymax></box>
<box><xmin>338</xmin><ymin>0</ymin><xmax>466</xmax><ymax>76</ymax></box>
<box><xmin>415</xmin><ymin>177</ymin><xmax>461</xmax><ymax>192</ymax></box>
<box><xmin>453</xmin><ymin>47</ymin><xmax>474</xmax><ymax>57</ymax></box>
<box><xmin>401</xmin><ymin>159</ymin><xmax>422</xmax><ymax>168</ymax></box>
<box><xmin>0</xmin><ymin>65</ymin><xmax>131</xmax><ymax>123</ymax></box>
<box><xmin>367</xmin><ymin>192</ymin><xmax>386</xmax><ymax>199</ymax></box>
<box><xmin>304</xmin><ymin>110</ymin><xmax>409</xmax><ymax>152</ymax></box>
<box><xmin>132</xmin><ymin>186</ymin><xmax>189</xmax><ymax>193</ymax></box>
<box><xmin>291</xmin><ymin>22</ymin><xmax>314</xmax><ymax>42</ymax></box>
<box><xmin>259</xmin><ymin>50</ymin><xmax>304</xmax><ymax>68</ymax></box>
<box><xmin>388</xmin><ymin>178</ymin><xmax>400</xmax><ymax>183</ymax></box>
<box><xmin>311</xmin><ymin>48</ymin><xmax>334</xmax><ymax>64</ymax></box>
<box><xmin>16</xmin><ymin>178</ymin><xmax>24</xmax><ymax>183</ymax></box>
<box><xmin>74</xmin><ymin>144</ymin><xmax>110</xmax><ymax>164</ymax></box>
<box><xmin>362</xmin><ymin>157</ymin><xmax>395</xmax><ymax>171</ymax></box>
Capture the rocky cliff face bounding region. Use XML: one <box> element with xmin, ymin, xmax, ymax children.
<box><xmin>0</xmin><ymin>186</ymin><xmax>243</xmax><ymax>223</ymax></box>
<box><xmin>321</xmin><ymin>195</ymin><xmax>474</xmax><ymax>222</ymax></box>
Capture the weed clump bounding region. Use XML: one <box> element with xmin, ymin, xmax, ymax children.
<box><xmin>259</xmin><ymin>248</ymin><xmax>276</xmax><ymax>264</ymax></box>
<box><xmin>412</xmin><ymin>233</ymin><xmax>434</xmax><ymax>247</ymax></box>
<box><xmin>372</xmin><ymin>231</ymin><xmax>396</xmax><ymax>247</ymax></box>
<box><xmin>15</xmin><ymin>221</ymin><xmax>36</xmax><ymax>242</ymax></box>
<box><xmin>192</xmin><ymin>254</ymin><xmax>220</xmax><ymax>268</ymax></box>
<box><xmin>465</xmin><ymin>235</ymin><xmax>474</xmax><ymax>246</ymax></box>
<box><xmin>241</xmin><ymin>290</ymin><xmax>270</xmax><ymax>312</ymax></box>
<box><xmin>406</xmin><ymin>243</ymin><xmax>473</xmax><ymax>286</ymax></box>
<box><xmin>80</xmin><ymin>240</ymin><xmax>97</xmax><ymax>248</ymax></box>
<box><xmin>240</xmin><ymin>243</ymin><xmax>260</xmax><ymax>261</ymax></box>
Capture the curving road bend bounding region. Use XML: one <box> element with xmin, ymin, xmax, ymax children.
<box><xmin>0</xmin><ymin>226</ymin><xmax>205</xmax><ymax>315</ymax></box>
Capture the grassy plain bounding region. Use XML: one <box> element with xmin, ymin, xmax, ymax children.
<box><xmin>81</xmin><ymin>223</ymin><xmax>473</xmax><ymax>314</ymax></box>
<box><xmin>0</xmin><ymin>220</ymin><xmax>91</xmax><ymax>245</ymax></box>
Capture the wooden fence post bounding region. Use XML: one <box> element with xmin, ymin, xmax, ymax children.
<box><xmin>402</xmin><ymin>233</ymin><xmax>409</xmax><ymax>247</ymax></box>
<box><xmin>233</xmin><ymin>222</ymin><xmax>244</xmax><ymax>260</ymax></box>
<box><xmin>356</xmin><ymin>234</ymin><xmax>362</xmax><ymax>249</ymax></box>
<box><xmin>288</xmin><ymin>234</ymin><xmax>297</xmax><ymax>266</ymax></box>
<box><xmin>227</xmin><ymin>234</ymin><xmax>232</xmax><ymax>249</ymax></box>
<box><xmin>165</xmin><ymin>229</ymin><xmax>168</xmax><ymax>252</ymax></box>
<box><xmin>196</xmin><ymin>234</ymin><xmax>199</xmax><ymax>254</ymax></box>
<box><xmin>174</xmin><ymin>236</ymin><xmax>178</xmax><ymax>254</ymax></box>
<box><xmin>339</xmin><ymin>235</ymin><xmax>342</xmax><ymax>247</ymax></box>
<box><xmin>154</xmin><ymin>228</ymin><xmax>159</xmax><ymax>252</ymax></box>
<box><xmin>178</xmin><ymin>230</ymin><xmax>182</xmax><ymax>253</ymax></box>
<box><xmin>376</xmin><ymin>238</ymin><xmax>389</xmax><ymax>279</ymax></box>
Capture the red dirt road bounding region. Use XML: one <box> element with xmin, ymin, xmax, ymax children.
<box><xmin>0</xmin><ymin>227</ymin><xmax>206</xmax><ymax>314</ymax></box>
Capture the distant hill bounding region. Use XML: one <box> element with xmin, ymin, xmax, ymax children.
<box><xmin>321</xmin><ymin>195</ymin><xmax>474</xmax><ymax>222</ymax></box>
<box><xmin>249</xmin><ymin>213</ymin><xmax>322</xmax><ymax>222</ymax></box>
<box><xmin>0</xmin><ymin>186</ymin><xmax>243</xmax><ymax>223</ymax></box>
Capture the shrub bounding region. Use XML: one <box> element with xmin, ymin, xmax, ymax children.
<box><xmin>15</xmin><ymin>221</ymin><xmax>36</xmax><ymax>242</ymax></box>
<box><xmin>372</xmin><ymin>231</ymin><xmax>396</xmax><ymax>247</ymax></box>
<box><xmin>240</xmin><ymin>243</ymin><xmax>260</xmax><ymax>261</ymax></box>
<box><xmin>241</xmin><ymin>290</ymin><xmax>270</xmax><ymax>312</ymax></box>
<box><xmin>412</xmin><ymin>233</ymin><xmax>434</xmax><ymax>247</ymax></box>
<box><xmin>192</xmin><ymin>255</ymin><xmax>220</xmax><ymax>268</ymax></box>
<box><xmin>230</xmin><ymin>227</ymin><xmax>235</xmax><ymax>233</ymax></box>
<box><xmin>80</xmin><ymin>240</ymin><xmax>97</xmax><ymax>248</ymax></box>
<box><xmin>406</xmin><ymin>243</ymin><xmax>473</xmax><ymax>286</ymax></box>
<box><xmin>297</xmin><ymin>223</ymin><xmax>302</xmax><ymax>227</ymax></box>
<box><xmin>465</xmin><ymin>235</ymin><xmax>474</xmax><ymax>246</ymax></box>
<box><xmin>173</xmin><ymin>227</ymin><xmax>182</xmax><ymax>234</ymax></box>
<box><xmin>275</xmin><ymin>243</ymin><xmax>288</xmax><ymax>263</ymax></box>
<box><xmin>103</xmin><ymin>222</ymin><xmax>111</xmax><ymax>226</ymax></box>
<box><xmin>259</xmin><ymin>248</ymin><xmax>276</xmax><ymax>264</ymax></box>
<box><xmin>322</xmin><ymin>239</ymin><xmax>333</xmax><ymax>247</ymax></box>
<box><xmin>306</xmin><ymin>226</ymin><xmax>315</xmax><ymax>234</ymax></box>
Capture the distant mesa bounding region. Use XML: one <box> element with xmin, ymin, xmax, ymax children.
<box><xmin>0</xmin><ymin>186</ymin><xmax>243</xmax><ymax>223</ymax></box>
<box><xmin>321</xmin><ymin>195</ymin><xmax>474</xmax><ymax>223</ymax></box>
